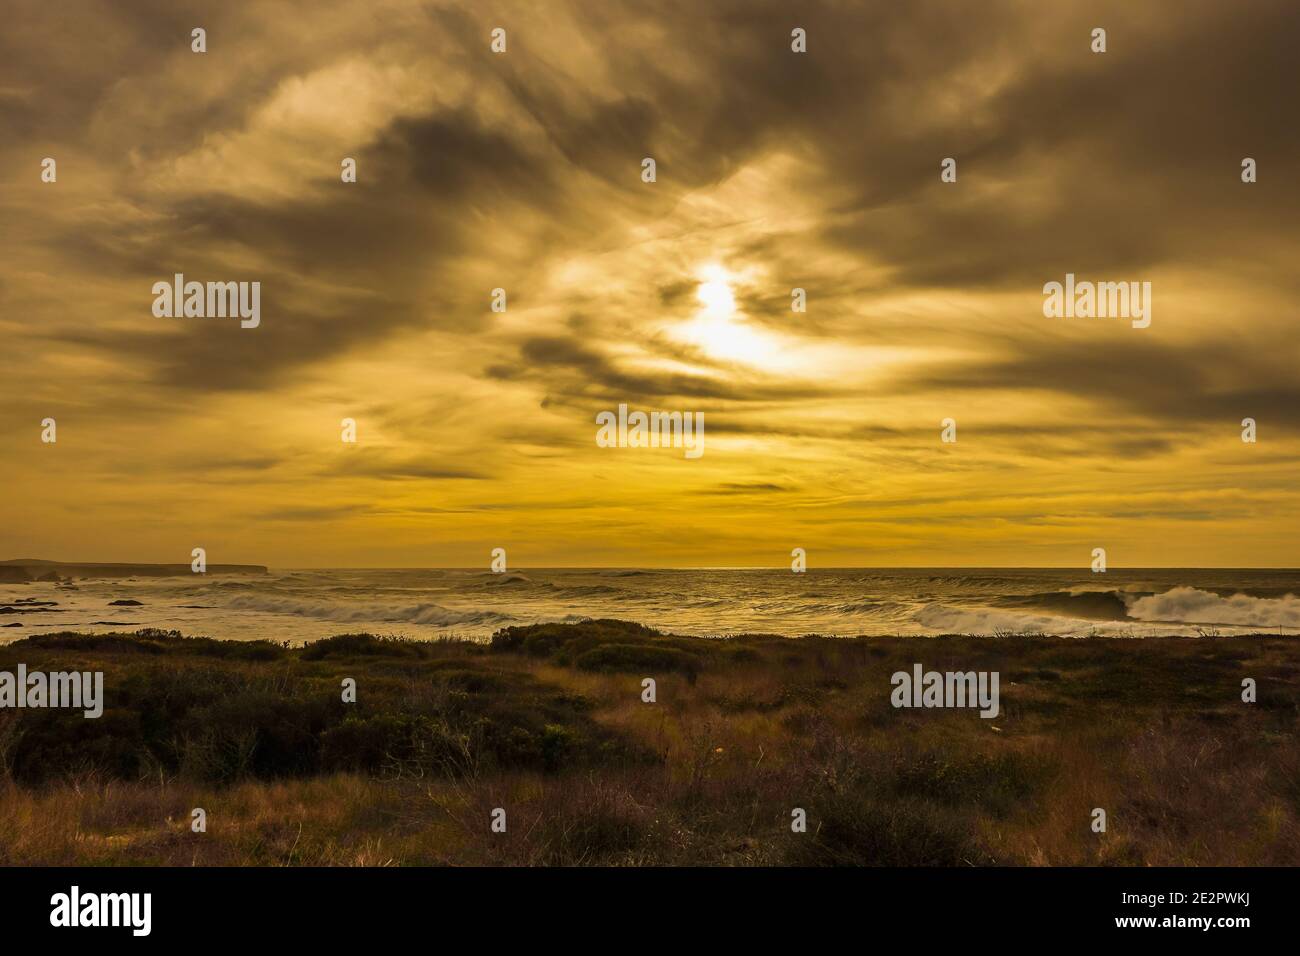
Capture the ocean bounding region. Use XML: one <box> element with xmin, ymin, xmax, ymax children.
<box><xmin>4</xmin><ymin>567</ymin><xmax>1300</xmax><ymax>644</ymax></box>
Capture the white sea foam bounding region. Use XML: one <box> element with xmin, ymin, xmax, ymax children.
<box><xmin>1125</xmin><ymin>587</ymin><xmax>1300</xmax><ymax>628</ymax></box>
<box><xmin>223</xmin><ymin>594</ymin><xmax>511</xmax><ymax>627</ymax></box>
<box><xmin>912</xmin><ymin>603</ymin><xmax>1089</xmax><ymax>636</ymax></box>
<box><xmin>4</xmin><ymin>569</ymin><xmax>1298</xmax><ymax>644</ymax></box>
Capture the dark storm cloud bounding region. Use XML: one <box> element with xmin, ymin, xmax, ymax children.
<box><xmin>252</xmin><ymin>503</ymin><xmax>374</xmax><ymax>522</ymax></box>
<box><xmin>4</xmin><ymin>0</ymin><xmax>1297</xmax><ymax>421</ymax></box>
<box><xmin>495</xmin><ymin>335</ymin><xmax>840</xmax><ymax>403</ymax></box>
<box><xmin>0</xmin><ymin>0</ymin><xmax>318</xmax><ymax>148</ymax></box>
<box><xmin>561</xmin><ymin>0</ymin><xmax>1300</xmax><ymax>293</ymax></box>
<box><xmin>374</xmin><ymin>110</ymin><xmax>554</xmax><ymax>202</ymax></box>
<box><xmin>905</xmin><ymin>336</ymin><xmax>1300</xmax><ymax>432</ymax></box>
<box><xmin>34</xmin><ymin>103</ymin><xmax>565</xmax><ymax>389</ymax></box>
<box><xmin>322</xmin><ymin>454</ymin><xmax>487</xmax><ymax>481</ymax></box>
<box><xmin>487</xmin><ymin>336</ymin><xmax>720</xmax><ymax>398</ymax></box>
<box><xmin>699</xmin><ymin>481</ymin><xmax>793</xmax><ymax>495</ymax></box>
<box><xmin>808</xmin><ymin>1</ymin><xmax>1300</xmax><ymax>288</ymax></box>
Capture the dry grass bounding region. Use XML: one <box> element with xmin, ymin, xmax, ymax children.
<box><xmin>0</xmin><ymin>623</ymin><xmax>1297</xmax><ymax>865</ymax></box>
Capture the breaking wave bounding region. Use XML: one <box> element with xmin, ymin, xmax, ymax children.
<box><xmin>480</xmin><ymin>573</ymin><xmax>531</xmax><ymax>586</ymax></box>
<box><xmin>994</xmin><ymin>590</ymin><xmax>1134</xmax><ymax>621</ymax></box>
<box><xmin>1126</xmin><ymin>587</ymin><xmax>1300</xmax><ymax>628</ymax></box>
<box><xmin>912</xmin><ymin>603</ymin><xmax>1085</xmax><ymax>636</ymax></box>
<box><xmin>224</xmin><ymin>594</ymin><xmax>512</xmax><ymax>627</ymax></box>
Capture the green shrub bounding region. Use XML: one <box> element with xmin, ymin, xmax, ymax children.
<box><xmin>12</xmin><ymin>630</ymin><xmax>285</xmax><ymax>660</ymax></box>
<box><xmin>320</xmin><ymin>713</ymin><xmax>473</xmax><ymax>776</ymax></box>
<box><xmin>574</xmin><ymin>643</ymin><xmax>700</xmax><ymax>676</ymax></box>
<box><xmin>788</xmin><ymin>795</ymin><xmax>996</xmax><ymax>866</ymax></box>
<box><xmin>891</xmin><ymin>749</ymin><xmax>1052</xmax><ymax>818</ymax></box>
<box><xmin>490</xmin><ymin>619</ymin><xmax>661</xmax><ymax>656</ymax></box>
<box><xmin>301</xmin><ymin>633</ymin><xmax>431</xmax><ymax>659</ymax></box>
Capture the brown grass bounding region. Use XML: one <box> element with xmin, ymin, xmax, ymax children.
<box><xmin>0</xmin><ymin>623</ymin><xmax>1296</xmax><ymax>865</ymax></box>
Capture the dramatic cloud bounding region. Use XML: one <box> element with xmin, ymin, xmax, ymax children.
<box><xmin>1</xmin><ymin>0</ymin><xmax>1296</xmax><ymax>567</ymax></box>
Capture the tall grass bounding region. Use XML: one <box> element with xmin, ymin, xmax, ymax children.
<box><xmin>1</xmin><ymin>622</ymin><xmax>1296</xmax><ymax>865</ymax></box>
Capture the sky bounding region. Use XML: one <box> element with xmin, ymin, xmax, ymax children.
<box><xmin>1</xmin><ymin>0</ymin><xmax>1297</xmax><ymax>569</ymax></box>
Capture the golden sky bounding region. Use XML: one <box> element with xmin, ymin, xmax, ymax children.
<box><xmin>2</xmin><ymin>0</ymin><xmax>1297</xmax><ymax>568</ymax></box>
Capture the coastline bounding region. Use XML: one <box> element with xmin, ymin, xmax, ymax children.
<box><xmin>6</xmin><ymin>564</ymin><xmax>1300</xmax><ymax>643</ymax></box>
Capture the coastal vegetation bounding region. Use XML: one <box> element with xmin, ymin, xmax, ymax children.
<box><xmin>1</xmin><ymin>621</ymin><xmax>1296</xmax><ymax>865</ymax></box>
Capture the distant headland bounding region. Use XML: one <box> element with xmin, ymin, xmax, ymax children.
<box><xmin>0</xmin><ymin>559</ymin><xmax>268</xmax><ymax>583</ymax></box>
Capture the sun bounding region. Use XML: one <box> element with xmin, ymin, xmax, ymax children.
<box><xmin>672</xmin><ymin>264</ymin><xmax>786</xmax><ymax>368</ymax></box>
<box><xmin>696</xmin><ymin>268</ymin><xmax>737</xmax><ymax>316</ymax></box>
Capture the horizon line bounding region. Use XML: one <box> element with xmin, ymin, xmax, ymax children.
<box><xmin>8</xmin><ymin>559</ymin><xmax>1298</xmax><ymax>572</ymax></box>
